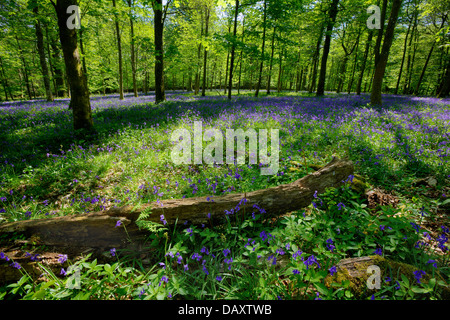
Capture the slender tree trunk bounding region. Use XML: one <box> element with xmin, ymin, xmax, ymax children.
<box><xmin>370</xmin><ymin>0</ymin><xmax>402</xmax><ymax>105</ymax></box>
<box><xmin>44</xmin><ymin>26</ymin><xmax>57</xmax><ymax>97</ymax></box>
<box><xmin>112</xmin><ymin>0</ymin><xmax>124</xmax><ymax>100</ymax></box>
<box><xmin>310</xmin><ymin>24</ymin><xmax>325</xmax><ymax>93</ymax></box>
<box><xmin>0</xmin><ymin>57</ymin><xmax>11</xmax><ymax>100</ymax></box>
<box><xmin>127</xmin><ymin>0</ymin><xmax>138</xmax><ymax>97</ymax></box>
<box><xmin>201</xmin><ymin>8</ymin><xmax>210</xmax><ymax>97</ymax></box>
<box><xmin>255</xmin><ymin>0</ymin><xmax>267</xmax><ymax>97</ymax></box>
<box><xmin>227</xmin><ymin>0</ymin><xmax>239</xmax><ymax>100</ymax></box>
<box><xmin>438</xmin><ymin>62</ymin><xmax>450</xmax><ymax>97</ymax></box>
<box><xmin>414</xmin><ymin>15</ymin><xmax>447</xmax><ymax>95</ymax></box>
<box><xmin>373</xmin><ymin>0</ymin><xmax>387</xmax><ymax>65</ymax></box>
<box><xmin>33</xmin><ymin>4</ymin><xmax>53</xmax><ymax>101</ymax></box>
<box><xmin>79</xmin><ymin>29</ymin><xmax>87</xmax><ymax>77</ymax></box>
<box><xmin>153</xmin><ymin>0</ymin><xmax>165</xmax><ymax>103</ymax></box>
<box><xmin>295</xmin><ymin>36</ymin><xmax>302</xmax><ymax>92</ymax></box>
<box><xmin>403</xmin><ymin>18</ymin><xmax>417</xmax><ymax>94</ymax></box>
<box><xmin>316</xmin><ymin>0</ymin><xmax>340</xmax><ymax>96</ymax></box>
<box><xmin>267</xmin><ymin>26</ymin><xmax>276</xmax><ymax>94</ymax></box>
<box><xmin>224</xmin><ymin>51</ymin><xmax>229</xmax><ymax>94</ymax></box>
<box><xmin>348</xmin><ymin>38</ymin><xmax>359</xmax><ymax>94</ymax></box>
<box><xmin>277</xmin><ymin>48</ymin><xmax>283</xmax><ymax>92</ymax></box>
<box><xmin>414</xmin><ymin>43</ymin><xmax>435</xmax><ymax>96</ymax></box>
<box><xmin>15</xmin><ymin>36</ymin><xmax>32</xmax><ymax>100</ymax></box>
<box><xmin>49</xmin><ymin>30</ymin><xmax>65</xmax><ymax>97</ymax></box>
<box><xmin>356</xmin><ymin>31</ymin><xmax>373</xmax><ymax>95</ymax></box>
<box><xmin>195</xmin><ymin>11</ymin><xmax>204</xmax><ymax>95</ymax></box>
<box><xmin>237</xmin><ymin>17</ymin><xmax>245</xmax><ymax>95</ymax></box>
<box><xmin>53</xmin><ymin>0</ymin><xmax>93</xmax><ymax>131</ymax></box>
<box><xmin>395</xmin><ymin>21</ymin><xmax>411</xmax><ymax>94</ymax></box>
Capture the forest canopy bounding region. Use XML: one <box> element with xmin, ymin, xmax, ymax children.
<box><xmin>0</xmin><ymin>0</ymin><xmax>448</xmax><ymax>107</ymax></box>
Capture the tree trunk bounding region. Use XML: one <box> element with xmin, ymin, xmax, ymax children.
<box><xmin>395</xmin><ymin>20</ymin><xmax>411</xmax><ymax>94</ymax></box>
<box><xmin>438</xmin><ymin>62</ymin><xmax>450</xmax><ymax>97</ymax></box>
<box><xmin>153</xmin><ymin>0</ymin><xmax>165</xmax><ymax>103</ymax></box>
<box><xmin>403</xmin><ymin>12</ymin><xmax>418</xmax><ymax>94</ymax></box>
<box><xmin>267</xmin><ymin>25</ymin><xmax>276</xmax><ymax>95</ymax></box>
<box><xmin>228</xmin><ymin>0</ymin><xmax>239</xmax><ymax>100</ymax></box>
<box><xmin>49</xmin><ymin>30</ymin><xmax>66</xmax><ymax>97</ymax></box>
<box><xmin>370</xmin><ymin>0</ymin><xmax>402</xmax><ymax>106</ymax></box>
<box><xmin>373</xmin><ymin>0</ymin><xmax>388</xmax><ymax>66</ymax></box>
<box><xmin>310</xmin><ymin>24</ymin><xmax>325</xmax><ymax>93</ymax></box>
<box><xmin>224</xmin><ymin>51</ymin><xmax>229</xmax><ymax>94</ymax></box>
<box><xmin>316</xmin><ymin>0</ymin><xmax>340</xmax><ymax>96</ymax></box>
<box><xmin>112</xmin><ymin>0</ymin><xmax>124</xmax><ymax>100</ymax></box>
<box><xmin>277</xmin><ymin>47</ymin><xmax>283</xmax><ymax>92</ymax></box>
<box><xmin>414</xmin><ymin>43</ymin><xmax>434</xmax><ymax>96</ymax></box>
<box><xmin>33</xmin><ymin>4</ymin><xmax>54</xmax><ymax>102</ymax></box>
<box><xmin>414</xmin><ymin>16</ymin><xmax>447</xmax><ymax>95</ymax></box>
<box><xmin>195</xmin><ymin>12</ymin><xmax>204</xmax><ymax>95</ymax></box>
<box><xmin>201</xmin><ymin>8</ymin><xmax>210</xmax><ymax>97</ymax></box>
<box><xmin>0</xmin><ymin>57</ymin><xmax>12</xmax><ymax>101</ymax></box>
<box><xmin>53</xmin><ymin>0</ymin><xmax>94</xmax><ymax>132</ymax></box>
<box><xmin>356</xmin><ymin>31</ymin><xmax>373</xmax><ymax>95</ymax></box>
<box><xmin>15</xmin><ymin>36</ymin><xmax>32</xmax><ymax>100</ymax></box>
<box><xmin>79</xmin><ymin>29</ymin><xmax>88</xmax><ymax>77</ymax></box>
<box><xmin>127</xmin><ymin>0</ymin><xmax>138</xmax><ymax>97</ymax></box>
<box><xmin>347</xmin><ymin>38</ymin><xmax>359</xmax><ymax>94</ymax></box>
<box><xmin>0</xmin><ymin>158</ymin><xmax>353</xmax><ymax>252</ymax></box>
<box><xmin>255</xmin><ymin>0</ymin><xmax>267</xmax><ymax>97</ymax></box>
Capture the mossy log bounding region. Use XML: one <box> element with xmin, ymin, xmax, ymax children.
<box><xmin>0</xmin><ymin>157</ymin><xmax>353</xmax><ymax>252</ymax></box>
<box><xmin>325</xmin><ymin>256</ymin><xmax>450</xmax><ymax>299</ymax></box>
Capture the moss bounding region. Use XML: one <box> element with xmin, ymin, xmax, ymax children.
<box><xmin>325</xmin><ymin>256</ymin><xmax>450</xmax><ymax>299</ymax></box>
<box><xmin>350</xmin><ymin>174</ymin><xmax>368</xmax><ymax>195</ymax></box>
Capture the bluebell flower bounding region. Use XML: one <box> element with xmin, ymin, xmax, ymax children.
<box><xmin>326</xmin><ymin>238</ymin><xmax>335</xmax><ymax>252</ymax></box>
<box><xmin>203</xmin><ymin>265</ymin><xmax>209</xmax><ymax>275</ymax></box>
<box><xmin>292</xmin><ymin>250</ymin><xmax>303</xmax><ymax>260</ymax></box>
<box><xmin>426</xmin><ymin>260</ymin><xmax>437</xmax><ymax>268</ymax></box>
<box><xmin>329</xmin><ymin>265</ymin><xmax>337</xmax><ymax>276</ymax></box>
<box><xmin>413</xmin><ymin>270</ymin><xmax>426</xmax><ymax>284</ymax></box>
<box><xmin>303</xmin><ymin>255</ymin><xmax>320</xmax><ymax>269</ymax></box>
<box><xmin>58</xmin><ymin>254</ymin><xmax>68</xmax><ymax>263</ymax></box>
<box><xmin>159</xmin><ymin>276</ymin><xmax>169</xmax><ymax>286</ymax></box>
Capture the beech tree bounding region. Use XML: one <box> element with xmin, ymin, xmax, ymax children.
<box><xmin>51</xmin><ymin>0</ymin><xmax>94</xmax><ymax>132</ymax></box>
<box><xmin>370</xmin><ymin>0</ymin><xmax>402</xmax><ymax>105</ymax></box>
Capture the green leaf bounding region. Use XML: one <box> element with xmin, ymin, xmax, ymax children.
<box><xmin>401</xmin><ymin>274</ymin><xmax>410</xmax><ymax>287</ymax></box>
<box><xmin>411</xmin><ymin>286</ymin><xmax>431</xmax><ymax>294</ymax></box>
<box><xmin>314</xmin><ymin>282</ymin><xmax>329</xmax><ymax>296</ymax></box>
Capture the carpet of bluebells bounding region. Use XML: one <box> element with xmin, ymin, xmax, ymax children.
<box><xmin>0</xmin><ymin>91</ymin><xmax>449</xmax><ymax>300</ymax></box>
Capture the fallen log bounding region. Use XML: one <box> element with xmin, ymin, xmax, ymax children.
<box><xmin>0</xmin><ymin>157</ymin><xmax>353</xmax><ymax>252</ymax></box>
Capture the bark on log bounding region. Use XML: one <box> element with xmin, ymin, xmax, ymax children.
<box><xmin>0</xmin><ymin>157</ymin><xmax>353</xmax><ymax>251</ymax></box>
